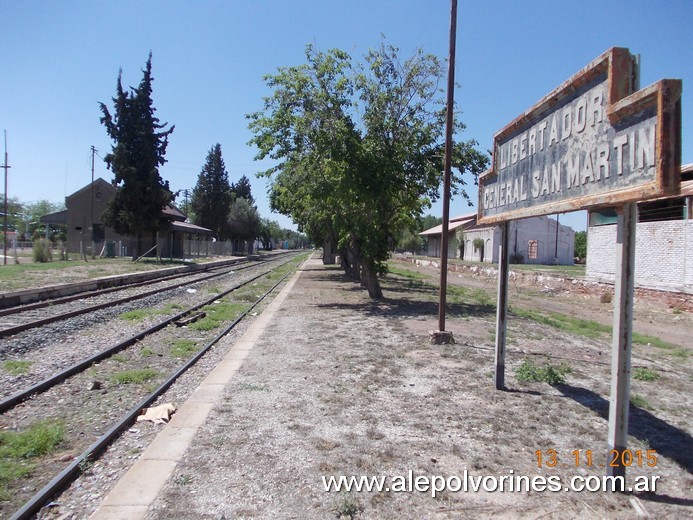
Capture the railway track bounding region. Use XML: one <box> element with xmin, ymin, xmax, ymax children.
<box><xmin>1</xmin><ymin>252</ymin><xmax>307</xmax><ymax>519</ymax></box>
<box><xmin>0</xmin><ymin>254</ymin><xmax>292</xmax><ymax>339</ymax></box>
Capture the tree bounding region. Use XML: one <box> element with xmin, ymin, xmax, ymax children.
<box><xmin>99</xmin><ymin>53</ymin><xmax>175</xmax><ymax>259</ymax></box>
<box><xmin>191</xmin><ymin>144</ymin><xmax>233</xmax><ymax>240</ymax></box>
<box><xmin>231</xmin><ymin>174</ymin><xmax>254</xmax><ymax>204</ymax></box>
<box><xmin>574</xmin><ymin>230</ymin><xmax>587</xmax><ymax>260</ymax></box>
<box><xmin>248</xmin><ymin>42</ymin><xmax>488</xmax><ymax>298</ymax></box>
<box><xmin>227</xmin><ymin>197</ymin><xmax>261</xmax><ymax>252</ymax></box>
<box><xmin>258</xmin><ymin>218</ymin><xmax>283</xmax><ymax>250</ymax></box>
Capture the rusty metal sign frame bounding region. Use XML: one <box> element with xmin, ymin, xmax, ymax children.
<box><xmin>478</xmin><ymin>47</ymin><xmax>682</xmax><ymax>225</ymax></box>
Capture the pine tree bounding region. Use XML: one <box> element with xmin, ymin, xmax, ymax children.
<box><xmin>191</xmin><ymin>144</ymin><xmax>233</xmax><ymax>240</ymax></box>
<box><xmin>99</xmin><ymin>53</ymin><xmax>175</xmax><ymax>259</ymax></box>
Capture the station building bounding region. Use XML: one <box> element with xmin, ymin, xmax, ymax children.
<box><xmin>420</xmin><ymin>213</ymin><xmax>575</xmax><ymax>265</ymax></box>
<box><xmin>586</xmin><ymin>163</ymin><xmax>693</xmax><ymax>293</ymax></box>
<box><xmin>40</xmin><ymin>178</ymin><xmax>212</xmax><ymax>258</ymax></box>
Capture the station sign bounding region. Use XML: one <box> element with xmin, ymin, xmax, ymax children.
<box><xmin>478</xmin><ymin>47</ymin><xmax>681</xmax><ymax>224</ymax></box>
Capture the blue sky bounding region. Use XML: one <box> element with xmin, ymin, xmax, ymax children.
<box><xmin>2</xmin><ymin>0</ymin><xmax>691</xmax><ymax>232</ymax></box>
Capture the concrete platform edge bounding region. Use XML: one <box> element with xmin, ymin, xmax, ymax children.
<box><xmin>89</xmin><ymin>264</ymin><xmax>305</xmax><ymax>519</ymax></box>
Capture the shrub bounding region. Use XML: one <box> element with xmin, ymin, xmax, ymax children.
<box><xmin>32</xmin><ymin>239</ymin><xmax>53</xmax><ymax>263</ymax></box>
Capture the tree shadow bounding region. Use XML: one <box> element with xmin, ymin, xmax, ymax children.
<box><xmin>309</xmin><ymin>269</ymin><xmax>496</xmax><ymax>319</ymax></box>
<box><xmin>552</xmin><ymin>383</ymin><xmax>692</xmax><ymax>476</ymax></box>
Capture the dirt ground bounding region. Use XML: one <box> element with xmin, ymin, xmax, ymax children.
<box><xmin>146</xmin><ymin>257</ymin><xmax>691</xmax><ymax>519</ymax></box>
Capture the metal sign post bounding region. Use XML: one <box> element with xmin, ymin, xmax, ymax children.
<box><xmin>607</xmin><ymin>202</ymin><xmax>637</xmax><ymax>486</ymax></box>
<box><xmin>494</xmin><ymin>222</ymin><xmax>509</xmax><ymax>389</ymax></box>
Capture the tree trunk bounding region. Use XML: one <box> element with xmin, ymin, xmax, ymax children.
<box><xmin>322</xmin><ymin>236</ymin><xmax>336</xmax><ymax>264</ymax></box>
<box><xmin>361</xmin><ymin>260</ymin><xmax>383</xmax><ymax>299</ymax></box>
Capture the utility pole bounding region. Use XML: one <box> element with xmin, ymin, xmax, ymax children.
<box><xmin>433</xmin><ymin>0</ymin><xmax>457</xmax><ymax>345</ymax></box>
<box><xmin>91</xmin><ymin>145</ymin><xmax>96</xmax><ymax>258</ymax></box>
<box><xmin>2</xmin><ymin>131</ymin><xmax>10</xmax><ymax>266</ymax></box>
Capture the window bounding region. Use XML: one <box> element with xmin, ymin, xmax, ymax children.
<box><xmin>528</xmin><ymin>240</ymin><xmax>538</xmax><ymax>259</ymax></box>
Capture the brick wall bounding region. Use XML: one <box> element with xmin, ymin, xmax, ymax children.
<box><xmin>586</xmin><ymin>220</ymin><xmax>692</xmax><ymax>292</ymax></box>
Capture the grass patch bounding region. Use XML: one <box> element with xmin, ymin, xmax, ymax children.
<box><xmin>633</xmin><ymin>367</ymin><xmax>660</xmax><ymax>382</ymax></box>
<box><xmin>0</xmin><ymin>420</ymin><xmax>65</xmax><ymax>459</ymax></box>
<box><xmin>111</xmin><ymin>368</ymin><xmax>158</xmax><ymax>385</ymax></box>
<box><xmin>119</xmin><ymin>309</ymin><xmax>152</xmax><ymax>321</ymax></box>
<box><xmin>0</xmin><ymin>419</ymin><xmax>65</xmax><ymax>500</ymax></box>
<box><xmin>632</xmin><ymin>332</ymin><xmax>682</xmax><ymax>353</ymax></box>
<box><xmin>515</xmin><ymin>358</ymin><xmax>572</xmax><ymax>385</ymax></box>
<box><xmin>3</xmin><ymin>360</ymin><xmax>33</xmax><ymax>376</ymax></box>
<box><xmin>170</xmin><ymin>339</ymin><xmax>199</xmax><ymax>358</ymax></box>
<box><xmin>140</xmin><ymin>348</ymin><xmax>155</xmax><ymax>358</ymax></box>
<box><xmin>386</xmin><ymin>265</ymin><xmax>427</xmax><ymax>281</ymax></box>
<box><xmin>161</xmin><ymin>303</ymin><xmax>184</xmax><ymax>313</ymax></box>
<box><xmin>189</xmin><ymin>302</ymin><xmax>247</xmax><ymax>331</ymax></box>
<box><xmin>111</xmin><ymin>354</ymin><xmax>128</xmax><ymax>363</ymax></box>
<box><xmin>512</xmin><ymin>308</ymin><xmax>611</xmax><ymax>339</ymax></box>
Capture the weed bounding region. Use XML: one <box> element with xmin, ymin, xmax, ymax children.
<box><xmin>515</xmin><ymin>358</ymin><xmax>571</xmax><ymax>385</ymax></box>
<box><xmin>140</xmin><ymin>348</ymin><xmax>155</xmax><ymax>358</ymax></box>
<box><xmin>240</xmin><ymin>382</ymin><xmax>269</xmax><ymax>392</ymax></box>
<box><xmin>334</xmin><ymin>494</ymin><xmax>363</xmax><ymax>519</ymax></box>
<box><xmin>633</xmin><ymin>367</ymin><xmax>660</xmax><ymax>382</ymax></box>
<box><xmin>111</xmin><ymin>354</ymin><xmax>128</xmax><ymax>363</ymax></box>
<box><xmin>2</xmin><ymin>360</ymin><xmax>33</xmax><ymax>376</ymax></box>
<box><xmin>111</xmin><ymin>368</ymin><xmax>158</xmax><ymax>385</ymax></box>
<box><xmin>630</xmin><ymin>394</ymin><xmax>654</xmax><ymax>410</ymax></box>
<box><xmin>176</xmin><ymin>474</ymin><xmax>193</xmax><ymax>485</ymax></box>
<box><xmin>170</xmin><ymin>339</ymin><xmax>198</xmax><ymax>358</ymax></box>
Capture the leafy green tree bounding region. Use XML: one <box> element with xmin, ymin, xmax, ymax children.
<box><xmin>258</xmin><ymin>218</ymin><xmax>284</xmax><ymax>250</ymax></box>
<box><xmin>1</xmin><ymin>196</ymin><xmax>25</xmax><ymax>235</ymax></box>
<box><xmin>99</xmin><ymin>53</ymin><xmax>175</xmax><ymax>259</ymax></box>
<box><xmin>231</xmin><ymin>175</ymin><xmax>254</xmax><ymax>204</ymax></box>
<box><xmin>227</xmin><ymin>197</ymin><xmax>261</xmax><ymax>252</ymax></box>
<box><xmin>248</xmin><ymin>42</ymin><xmax>487</xmax><ymax>298</ymax></box>
<box><xmin>191</xmin><ymin>144</ymin><xmax>233</xmax><ymax>240</ymax></box>
<box><xmin>420</xmin><ymin>214</ymin><xmax>442</xmax><ymax>232</ymax></box>
<box><xmin>574</xmin><ymin>230</ymin><xmax>587</xmax><ymax>260</ymax></box>
<box><xmin>398</xmin><ymin>229</ymin><xmax>422</xmax><ymax>254</ymax></box>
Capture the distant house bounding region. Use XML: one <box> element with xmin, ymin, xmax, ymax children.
<box><xmin>586</xmin><ymin>163</ymin><xmax>693</xmax><ymax>293</ymax></box>
<box><xmin>40</xmin><ymin>178</ymin><xmax>212</xmax><ymax>258</ymax></box>
<box><xmin>420</xmin><ymin>213</ymin><xmax>575</xmax><ymax>265</ymax></box>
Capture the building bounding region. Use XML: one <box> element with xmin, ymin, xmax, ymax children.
<box><xmin>586</xmin><ymin>164</ymin><xmax>693</xmax><ymax>293</ymax></box>
<box><xmin>420</xmin><ymin>213</ymin><xmax>575</xmax><ymax>265</ymax></box>
<box><xmin>40</xmin><ymin>178</ymin><xmax>212</xmax><ymax>258</ymax></box>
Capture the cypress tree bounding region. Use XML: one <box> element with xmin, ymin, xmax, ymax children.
<box><xmin>191</xmin><ymin>144</ymin><xmax>233</xmax><ymax>240</ymax></box>
<box><xmin>99</xmin><ymin>53</ymin><xmax>175</xmax><ymax>259</ymax></box>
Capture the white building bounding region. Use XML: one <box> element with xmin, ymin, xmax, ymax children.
<box><xmin>586</xmin><ymin>164</ymin><xmax>693</xmax><ymax>293</ymax></box>
<box><xmin>420</xmin><ymin>213</ymin><xmax>575</xmax><ymax>265</ymax></box>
